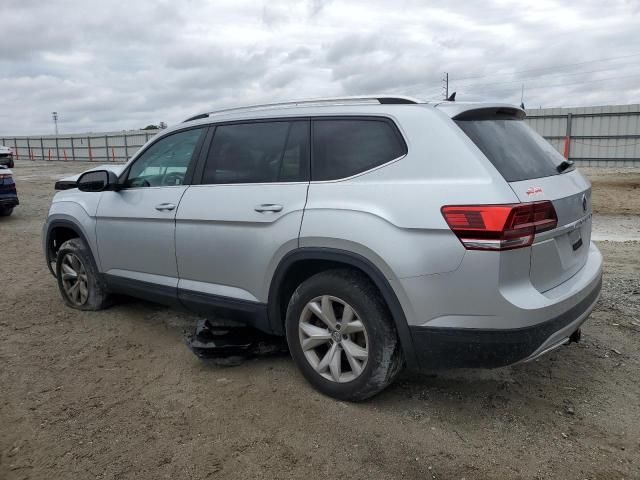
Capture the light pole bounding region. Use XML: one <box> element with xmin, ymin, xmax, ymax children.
<box><xmin>52</xmin><ymin>111</ymin><xmax>59</xmax><ymax>135</ymax></box>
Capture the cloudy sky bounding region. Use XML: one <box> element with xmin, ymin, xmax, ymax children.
<box><xmin>1</xmin><ymin>0</ymin><xmax>639</xmax><ymax>135</ymax></box>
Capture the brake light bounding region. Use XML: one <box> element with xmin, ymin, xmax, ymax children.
<box><xmin>441</xmin><ymin>201</ymin><xmax>557</xmax><ymax>251</ymax></box>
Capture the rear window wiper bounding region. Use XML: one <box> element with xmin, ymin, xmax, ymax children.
<box><xmin>557</xmin><ymin>160</ymin><xmax>574</xmax><ymax>173</ymax></box>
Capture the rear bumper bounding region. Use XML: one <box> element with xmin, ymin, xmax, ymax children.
<box><xmin>410</xmin><ymin>276</ymin><xmax>601</xmax><ymax>368</ymax></box>
<box><xmin>0</xmin><ymin>196</ymin><xmax>19</xmax><ymax>208</ymax></box>
<box><xmin>403</xmin><ymin>241</ymin><xmax>603</xmax><ymax>369</ymax></box>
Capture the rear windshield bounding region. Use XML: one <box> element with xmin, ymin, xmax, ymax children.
<box><xmin>455</xmin><ymin>118</ymin><xmax>567</xmax><ymax>182</ymax></box>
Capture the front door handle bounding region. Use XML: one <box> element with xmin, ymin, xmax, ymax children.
<box><xmin>155</xmin><ymin>203</ymin><xmax>176</xmax><ymax>211</ymax></box>
<box><xmin>254</xmin><ymin>204</ymin><xmax>283</xmax><ymax>213</ymax></box>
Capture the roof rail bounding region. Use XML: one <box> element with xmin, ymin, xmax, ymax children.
<box><xmin>183</xmin><ymin>95</ymin><xmax>423</xmax><ymax>123</ymax></box>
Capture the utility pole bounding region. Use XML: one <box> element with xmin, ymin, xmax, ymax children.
<box><xmin>442</xmin><ymin>72</ymin><xmax>449</xmax><ymax>100</ymax></box>
<box><xmin>52</xmin><ymin>112</ymin><xmax>59</xmax><ymax>135</ymax></box>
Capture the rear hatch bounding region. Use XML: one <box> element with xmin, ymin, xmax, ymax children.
<box><xmin>454</xmin><ymin>107</ymin><xmax>591</xmax><ymax>293</ymax></box>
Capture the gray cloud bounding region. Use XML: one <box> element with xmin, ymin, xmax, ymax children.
<box><xmin>0</xmin><ymin>0</ymin><xmax>639</xmax><ymax>135</ymax></box>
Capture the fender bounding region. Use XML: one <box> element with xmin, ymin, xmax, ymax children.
<box><xmin>268</xmin><ymin>247</ymin><xmax>418</xmax><ymax>369</ymax></box>
<box><xmin>44</xmin><ymin>219</ymin><xmax>95</xmax><ymax>276</ymax></box>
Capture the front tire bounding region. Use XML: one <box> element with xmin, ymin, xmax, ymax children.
<box><xmin>0</xmin><ymin>207</ymin><xmax>13</xmax><ymax>216</ymax></box>
<box><xmin>285</xmin><ymin>269</ymin><xmax>404</xmax><ymax>401</ymax></box>
<box><xmin>56</xmin><ymin>238</ymin><xmax>110</xmax><ymax>310</ymax></box>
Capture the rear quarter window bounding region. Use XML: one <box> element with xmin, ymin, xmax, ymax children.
<box><xmin>312</xmin><ymin>118</ymin><xmax>406</xmax><ymax>181</ymax></box>
<box><xmin>456</xmin><ymin>118</ymin><xmax>566</xmax><ymax>182</ymax></box>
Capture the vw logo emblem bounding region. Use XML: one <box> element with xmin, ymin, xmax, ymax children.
<box><xmin>582</xmin><ymin>194</ymin><xmax>587</xmax><ymax>213</ymax></box>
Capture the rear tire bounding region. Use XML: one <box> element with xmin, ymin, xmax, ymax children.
<box><xmin>56</xmin><ymin>238</ymin><xmax>110</xmax><ymax>311</ymax></box>
<box><xmin>0</xmin><ymin>207</ymin><xmax>13</xmax><ymax>216</ymax></box>
<box><xmin>285</xmin><ymin>269</ymin><xmax>404</xmax><ymax>401</ymax></box>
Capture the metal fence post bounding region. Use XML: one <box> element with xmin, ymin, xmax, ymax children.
<box><xmin>70</xmin><ymin>137</ymin><xmax>76</xmax><ymax>161</ymax></box>
<box><xmin>40</xmin><ymin>137</ymin><xmax>44</xmax><ymax>160</ymax></box>
<box><xmin>55</xmin><ymin>136</ymin><xmax>60</xmax><ymax>161</ymax></box>
<box><xmin>105</xmin><ymin>135</ymin><xmax>109</xmax><ymax>162</ymax></box>
<box><xmin>87</xmin><ymin>136</ymin><xmax>93</xmax><ymax>162</ymax></box>
<box><xmin>564</xmin><ymin>113</ymin><xmax>573</xmax><ymax>160</ymax></box>
<box><xmin>26</xmin><ymin>137</ymin><xmax>31</xmax><ymax>160</ymax></box>
<box><xmin>14</xmin><ymin>138</ymin><xmax>18</xmax><ymax>161</ymax></box>
<box><xmin>124</xmin><ymin>134</ymin><xmax>129</xmax><ymax>161</ymax></box>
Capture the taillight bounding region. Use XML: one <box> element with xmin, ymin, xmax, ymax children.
<box><xmin>441</xmin><ymin>201</ymin><xmax>557</xmax><ymax>251</ymax></box>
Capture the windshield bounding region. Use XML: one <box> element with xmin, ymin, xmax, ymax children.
<box><xmin>456</xmin><ymin>118</ymin><xmax>569</xmax><ymax>182</ymax></box>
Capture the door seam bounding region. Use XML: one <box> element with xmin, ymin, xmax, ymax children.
<box><xmin>174</xmin><ymin>185</ymin><xmax>191</xmax><ymax>282</ymax></box>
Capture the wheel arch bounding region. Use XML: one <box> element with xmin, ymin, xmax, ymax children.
<box><xmin>268</xmin><ymin>247</ymin><xmax>418</xmax><ymax>368</ymax></box>
<box><xmin>44</xmin><ymin>219</ymin><xmax>94</xmax><ymax>276</ymax></box>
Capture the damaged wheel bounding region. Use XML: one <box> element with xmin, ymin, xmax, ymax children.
<box><xmin>56</xmin><ymin>238</ymin><xmax>110</xmax><ymax>311</ymax></box>
<box><xmin>285</xmin><ymin>269</ymin><xmax>403</xmax><ymax>401</ymax></box>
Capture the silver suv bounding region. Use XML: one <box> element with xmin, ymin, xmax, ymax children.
<box><xmin>44</xmin><ymin>96</ymin><xmax>603</xmax><ymax>400</ymax></box>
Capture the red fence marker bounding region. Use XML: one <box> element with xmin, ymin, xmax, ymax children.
<box><xmin>48</xmin><ymin>149</ymin><xmax>51</xmax><ymax>161</ymax></box>
<box><xmin>111</xmin><ymin>147</ymin><xmax>116</xmax><ymax>162</ymax></box>
<box><xmin>14</xmin><ymin>147</ymin><xmax>19</xmax><ymax>161</ymax></box>
<box><xmin>29</xmin><ymin>149</ymin><xmax>33</xmax><ymax>161</ymax></box>
<box><xmin>562</xmin><ymin>136</ymin><xmax>570</xmax><ymax>159</ymax></box>
<box><xmin>63</xmin><ymin>150</ymin><xmax>68</xmax><ymax>161</ymax></box>
<box><xmin>88</xmin><ymin>147</ymin><xmax>93</xmax><ymax>162</ymax></box>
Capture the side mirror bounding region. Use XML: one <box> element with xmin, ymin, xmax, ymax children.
<box><xmin>77</xmin><ymin>170</ymin><xmax>119</xmax><ymax>192</ymax></box>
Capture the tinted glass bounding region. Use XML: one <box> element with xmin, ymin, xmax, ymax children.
<box><xmin>78</xmin><ymin>170</ymin><xmax>108</xmax><ymax>192</ymax></box>
<box><xmin>126</xmin><ymin>128</ymin><xmax>204</xmax><ymax>188</ymax></box>
<box><xmin>312</xmin><ymin>119</ymin><xmax>406</xmax><ymax>181</ymax></box>
<box><xmin>456</xmin><ymin>119</ymin><xmax>566</xmax><ymax>182</ymax></box>
<box><xmin>202</xmin><ymin>121</ymin><xmax>309</xmax><ymax>184</ymax></box>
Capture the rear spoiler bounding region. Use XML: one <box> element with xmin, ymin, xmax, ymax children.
<box><xmin>435</xmin><ymin>102</ymin><xmax>525</xmax><ymax>120</ymax></box>
<box><xmin>453</xmin><ymin>106</ymin><xmax>526</xmax><ymax>121</ymax></box>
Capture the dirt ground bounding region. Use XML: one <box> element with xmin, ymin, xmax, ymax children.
<box><xmin>1</xmin><ymin>162</ymin><xmax>639</xmax><ymax>480</ymax></box>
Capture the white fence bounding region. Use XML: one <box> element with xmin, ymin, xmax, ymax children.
<box><xmin>525</xmin><ymin>103</ymin><xmax>640</xmax><ymax>167</ymax></box>
<box><xmin>0</xmin><ymin>130</ymin><xmax>159</xmax><ymax>163</ymax></box>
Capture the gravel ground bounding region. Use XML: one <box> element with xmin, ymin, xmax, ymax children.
<box><xmin>1</xmin><ymin>162</ymin><xmax>639</xmax><ymax>480</ymax></box>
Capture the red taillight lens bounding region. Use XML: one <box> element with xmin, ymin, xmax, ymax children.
<box><xmin>441</xmin><ymin>201</ymin><xmax>557</xmax><ymax>251</ymax></box>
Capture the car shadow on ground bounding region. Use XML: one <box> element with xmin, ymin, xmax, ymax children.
<box><xmin>108</xmin><ymin>296</ymin><xmax>599</xmax><ymax>411</ymax></box>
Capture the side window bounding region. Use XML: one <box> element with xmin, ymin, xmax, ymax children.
<box><xmin>125</xmin><ymin>128</ymin><xmax>204</xmax><ymax>188</ymax></box>
<box><xmin>201</xmin><ymin>121</ymin><xmax>309</xmax><ymax>184</ymax></box>
<box><xmin>312</xmin><ymin>119</ymin><xmax>407</xmax><ymax>181</ymax></box>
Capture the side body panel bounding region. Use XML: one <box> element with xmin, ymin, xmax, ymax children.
<box><xmin>175</xmin><ymin>183</ymin><xmax>308</xmax><ymax>303</ymax></box>
<box><xmin>95</xmin><ymin>186</ymin><xmax>188</xmax><ymax>285</ymax></box>
<box><xmin>44</xmin><ymin>192</ymin><xmax>104</xmax><ymax>269</ymax></box>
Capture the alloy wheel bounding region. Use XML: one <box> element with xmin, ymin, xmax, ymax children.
<box><xmin>60</xmin><ymin>253</ymin><xmax>89</xmax><ymax>306</ymax></box>
<box><xmin>298</xmin><ymin>295</ymin><xmax>369</xmax><ymax>383</ymax></box>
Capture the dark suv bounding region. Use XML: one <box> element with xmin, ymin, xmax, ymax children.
<box><xmin>0</xmin><ymin>166</ymin><xmax>18</xmax><ymax>217</ymax></box>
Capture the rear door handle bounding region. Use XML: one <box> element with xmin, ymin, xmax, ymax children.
<box><xmin>254</xmin><ymin>204</ymin><xmax>283</xmax><ymax>213</ymax></box>
<box><xmin>155</xmin><ymin>203</ymin><xmax>176</xmax><ymax>211</ymax></box>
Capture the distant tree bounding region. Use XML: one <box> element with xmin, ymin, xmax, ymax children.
<box><xmin>142</xmin><ymin>124</ymin><xmax>159</xmax><ymax>130</ymax></box>
<box><xmin>159</xmin><ymin>121</ymin><xmax>167</xmax><ymax>130</ymax></box>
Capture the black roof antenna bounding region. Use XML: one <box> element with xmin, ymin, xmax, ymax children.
<box><xmin>447</xmin><ymin>91</ymin><xmax>456</xmax><ymax>101</ymax></box>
